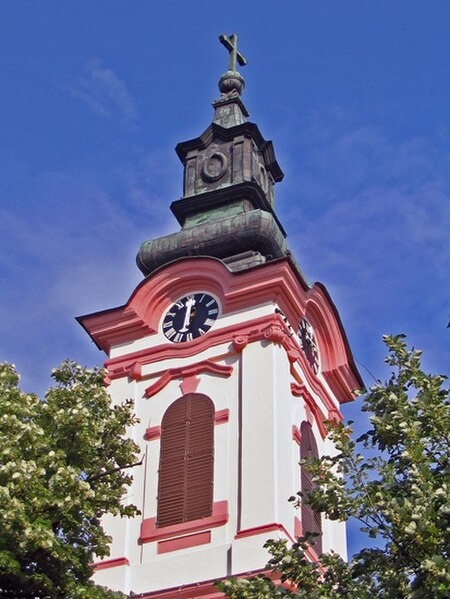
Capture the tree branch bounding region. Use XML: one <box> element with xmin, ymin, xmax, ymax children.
<box><xmin>86</xmin><ymin>455</ymin><xmax>144</xmax><ymax>483</ymax></box>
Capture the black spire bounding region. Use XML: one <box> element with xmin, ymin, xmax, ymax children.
<box><xmin>137</xmin><ymin>35</ymin><xmax>289</xmax><ymax>276</ymax></box>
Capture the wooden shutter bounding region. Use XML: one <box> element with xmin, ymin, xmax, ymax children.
<box><xmin>300</xmin><ymin>421</ymin><xmax>322</xmax><ymax>554</ymax></box>
<box><xmin>157</xmin><ymin>394</ymin><xmax>214</xmax><ymax>528</ymax></box>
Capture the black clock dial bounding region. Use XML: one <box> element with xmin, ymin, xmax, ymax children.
<box><xmin>162</xmin><ymin>293</ymin><xmax>219</xmax><ymax>343</ymax></box>
<box><xmin>298</xmin><ymin>318</ymin><xmax>320</xmax><ymax>374</ymax></box>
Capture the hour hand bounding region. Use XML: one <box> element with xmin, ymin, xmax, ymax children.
<box><xmin>179</xmin><ymin>296</ymin><xmax>196</xmax><ymax>333</ymax></box>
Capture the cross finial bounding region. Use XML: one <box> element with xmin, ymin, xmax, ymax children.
<box><xmin>219</xmin><ymin>33</ymin><xmax>247</xmax><ymax>72</ymax></box>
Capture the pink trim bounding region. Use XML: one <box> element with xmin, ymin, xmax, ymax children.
<box><xmin>92</xmin><ymin>557</ymin><xmax>129</xmax><ymax>571</ymax></box>
<box><xmin>292</xmin><ymin>425</ymin><xmax>302</xmax><ymax>445</ymax></box>
<box><xmin>290</xmin><ymin>382</ymin><xmax>303</xmax><ymax>398</ymax></box>
<box><xmin>235</xmin><ymin>523</ymin><xmax>295</xmax><ymax>544</ymax></box>
<box><xmin>145</xmin><ymin>360</ymin><xmax>233</xmax><ymax>399</ymax></box>
<box><xmin>129</xmin><ymin>361</ymin><xmax>142</xmax><ymax>381</ymax></box>
<box><xmin>328</xmin><ymin>408</ymin><xmax>342</xmax><ymax>422</ymax></box>
<box><xmin>105</xmin><ymin>314</ymin><xmax>273</xmax><ymax>381</ymax></box>
<box><xmin>306</xmin><ymin>545</ymin><xmax>321</xmax><ymax>564</ymax></box>
<box><xmin>157</xmin><ymin>531</ymin><xmax>211</xmax><ymax>554</ymax></box>
<box><xmin>291</xmin><ymin>382</ymin><xmax>329</xmax><ymax>440</ymax></box>
<box><xmin>214</xmin><ymin>408</ymin><xmax>229</xmax><ymax>424</ymax></box>
<box><xmin>144</xmin><ymin>425</ymin><xmax>161</xmax><ymax>441</ymax></box>
<box><xmin>103</xmin><ymin>308</ymin><xmax>355</xmax><ymax>417</ymax></box>
<box><xmin>102</xmin><ymin>360</ymin><xmax>143</xmax><ymax>385</ymax></box>
<box><xmin>263</xmin><ymin>322</ymin><xmax>285</xmax><ymax>344</ymax></box>
<box><xmin>292</xmin><ymin>383</ymin><xmax>343</xmax><ymax>424</ymax></box>
<box><xmin>180</xmin><ymin>375</ymin><xmax>200</xmax><ymax>395</ymax></box>
<box><xmin>140</xmin><ymin>500</ymin><xmax>228</xmax><ymax>544</ymax></box>
<box><xmin>134</xmin><ymin>565</ymin><xmax>312</xmax><ymax>598</ymax></box>
<box><xmin>78</xmin><ymin>258</ymin><xmax>361</xmax><ymax>405</ymax></box>
<box><xmin>294</xmin><ymin>516</ymin><xmax>302</xmax><ymax>538</ymax></box>
<box><xmin>323</xmin><ymin>366</ymin><xmax>359</xmax><ymax>405</ymax></box>
<box><xmin>232</xmin><ymin>335</ymin><xmax>249</xmax><ymax>352</ymax></box>
<box><xmin>135</xmin><ymin>568</ymin><xmax>283</xmax><ymax>598</ymax></box>
<box><xmin>305</xmin><ymin>405</ymin><xmax>315</xmax><ymax>427</ymax></box>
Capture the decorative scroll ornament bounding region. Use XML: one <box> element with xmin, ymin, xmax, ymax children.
<box><xmin>232</xmin><ymin>335</ymin><xmax>249</xmax><ymax>352</ymax></box>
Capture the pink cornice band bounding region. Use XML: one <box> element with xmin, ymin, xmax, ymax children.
<box><xmin>135</xmin><ymin>568</ymin><xmax>285</xmax><ymax>598</ymax></box>
<box><xmin>235</xmin><ymin>523</ymin><xmax>295</xmax><ymax>544</ymax></box>
<box><xmin>106</xmin><ymin>311</ymin><xmax>354</xmax><ymax>413</ymax></box>
<box><xmin>144</xmin><ymin>425</ymin><xmax>161</xmax><ymax>441</ymax></box>
<box><xmin>140</xmin><ymin>500</ymin><xmax>228</xmax><ymax>544</ymax></box>
<box><xmin>91</xmin><ymin>557</ymin><xmax>129</xmax><ymax>571</ymax></box>
<box><xmin>78</xmin><ymin>258</ymin><xmax>362</xmax><ymax>405</ymax></box>
<box><xmin>157</xmin><ymin>530</ymin><xmax>211</xmax><ymax>554</ymax></box>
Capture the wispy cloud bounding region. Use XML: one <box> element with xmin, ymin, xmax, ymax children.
<box><xmin>278</xmin><ymin>105</ymin><xmax>450</xmax><ymax>379</ymax></box>
<box><xmin>70</xmin><ymin>58</ymin><xmax>139</xmax><ymax>128</ymax></box>
<box><xmin>0</xmin><ymin>149</ymin><xmax>177</xmax><ymax>394</ymax></box>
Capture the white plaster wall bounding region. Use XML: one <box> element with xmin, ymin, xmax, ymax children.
<box><xmin>130</xmin><ymin>544</ymin><xmax>230</xmax><ymax>594</ymax></box>
<box><xmin>231</xmin><ymin>532</ymin><xmax>287</xmax><ymax>574</ymax></box>
<box><xmin>239</xmin><ymin>340</ymin><xmax>277</xmax><ymax>531</ymax></box>
<box><xmin>94</xmin><ymin>298</ymin><xmax>349</xmax><ymax>594</ymax></box>
<box><xmin>321</xmin><ymin>430</ymin><xmax>348</xmax><ymax>559</ymax></box>
<box><xmin>272</xmin><ymin>344</ymin><xmax>299</xmax><ymax>536</ymax></box>
<box><xmin>93</xmin><ymin>564</ymin><xmax>127</xmax><ymax>592</ymax></box>
<box><xmin>97</xmin><ymin>331</ymin><xmax>242</xmax><ymax>592</ymax></box>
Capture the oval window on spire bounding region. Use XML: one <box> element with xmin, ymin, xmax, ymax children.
<box><xmin>201</xmin><ymin>151</ymin><xmax>228</xmax><ymax>182</ymax></box>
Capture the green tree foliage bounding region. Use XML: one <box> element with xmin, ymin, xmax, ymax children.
<box><xmin>0</xmin><ymin>361</ymin><xmax>140</xmax><ymax>598</ymax></box>
<box><xmin>218</xmin><ymin>335</ymin><xmax>450</xmax><ymax>598</ymax></box>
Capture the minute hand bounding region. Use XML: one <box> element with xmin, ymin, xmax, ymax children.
<box><xmin>179</xmin><ymin>296</ymin><xmax>196</xmax><ymax>333</ymax></box>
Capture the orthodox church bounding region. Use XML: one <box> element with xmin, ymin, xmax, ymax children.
<box><xmin>78</xmin><ymin>35</ymin><xmax>362</xmax><ymax>597</ymax></box>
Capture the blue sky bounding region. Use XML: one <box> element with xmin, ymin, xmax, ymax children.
<box><xmin>1</xmin><ymin>1</ymin><xmax>449</xmax><ymax>556</ymax></box>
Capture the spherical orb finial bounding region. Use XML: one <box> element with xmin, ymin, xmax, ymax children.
<box><xmin>219</xmin><ymin>70</ymin><xmax>245</xmax><ymax>97</ymax></box>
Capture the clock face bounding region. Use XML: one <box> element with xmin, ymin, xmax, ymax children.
<box><xmin>162</xmin><ymin>293</ymin><xmax>219</xmax><ymax>343</ymax></box>
<box><xmin>298</xmin><ymin>318</ymin><xmax>320</xmax><ymax>374</ymax></box>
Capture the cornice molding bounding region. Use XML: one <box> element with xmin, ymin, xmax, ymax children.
<box><xmin>78</xmin><ymin>258</ymin><xmax>362</xmax><ymax>404</ymax></box>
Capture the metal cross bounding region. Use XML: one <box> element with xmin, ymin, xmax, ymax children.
<box><xmin>219</xmin><ymin>33</ymin><xmax>247</xmax><ymax>71</ymax></box>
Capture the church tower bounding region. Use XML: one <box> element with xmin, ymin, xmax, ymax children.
<box><xmin>78</xmin><ymin>35</ymin><xmax>362</xmax><ymax>597</ymax></box>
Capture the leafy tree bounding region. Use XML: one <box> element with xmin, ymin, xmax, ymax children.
<box><xmin>218</xmin><ymin>335</ymin><xmax>450</xmax><ymax>598</ymax></box>
<box><xmin>0</xmin><ymin>361</ymin><xmax>141</xmax><ymax>598</ymax></box>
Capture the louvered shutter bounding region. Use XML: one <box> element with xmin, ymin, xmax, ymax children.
<box><xmin>300</xmin><ymin>421</ymin><xmax>322</xmax><ymax>554</ymax></box>
<box><xmin>157</xmin><ymin>394</ymin><xmax>214</xmax><ymax>528</ymax></box>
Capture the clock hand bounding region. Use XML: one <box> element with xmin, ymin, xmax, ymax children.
<box><xmin>179</xmin><ymin>296</ymin><xmax>196</xmax><ymax>333</ymax></box>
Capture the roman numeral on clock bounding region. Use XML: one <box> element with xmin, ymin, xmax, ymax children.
<box><xmin>165</xmin><ymin>327</ymin><xmax>176</xmax><ymax>340</ymax></box>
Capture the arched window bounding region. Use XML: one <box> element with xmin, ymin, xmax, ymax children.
<box><xmin>300</xmin><ymin>421</ymin><xmax>322</xmax><ymax>554</ymax></box>
<box><xmin>157</xmin><ymin>394</ymin><xmax>214</xmax><ymax>528</ymax></box>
